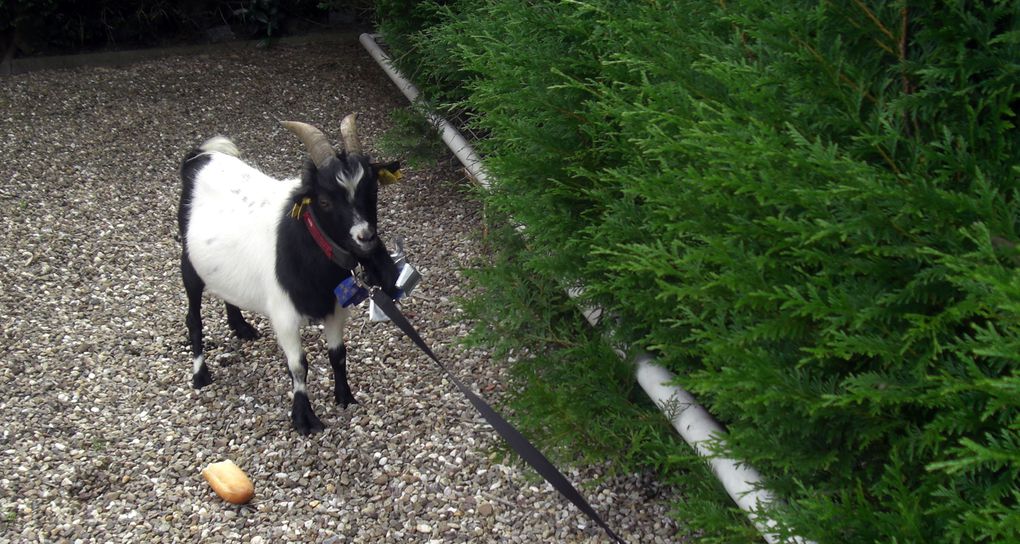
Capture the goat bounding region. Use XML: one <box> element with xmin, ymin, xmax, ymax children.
<box><xmin>178</xmin><ymin>114</ymin><xmax>401</xmax><ymax>435</ymax></box>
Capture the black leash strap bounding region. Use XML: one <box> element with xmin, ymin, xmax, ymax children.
<box><xmin>370</xmin><ymin>290</ymin><xmax>627</xmax><ymax>544</ymax></box>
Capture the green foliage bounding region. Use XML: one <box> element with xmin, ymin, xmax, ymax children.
<box><xmin>317</xmin><ymin>0</ymin><xmax>374</xmax><ymax>11</ymax></box>
<box><xmin>374</xmin><ymin>0</ymin><xmax>470</xmax><ymax>109</ymax></box>
<box><xmin>382</xmin><ymin>0</ymin><xmax>1020</xmax><ymax>542</ymax></box>
<box><xmin>3</xmin><ymin>0</ymin><xmax>214</xmax><ymax>53</ymax></box>
<box><xmin>1</xmin><ymin>0</ymin><xmax>58</xmax><ymax>33</ymax></box>
<box><xmin>238</xmin><ymin>0</ymin><xmax>281</xmax><ymax>46</ymax></box>
<box><xmin>375</xmin><ymin>107</ymin><xmax>447</xmax><ymax>169</ymax></box>
<box><xmin>461</xmin><ymin>217</ymin><xmax>757</xmax><ymax>542</ymax></box>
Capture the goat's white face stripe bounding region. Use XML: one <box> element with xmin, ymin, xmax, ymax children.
<box><xmin>333</xmin><ymin>162</ymin><xmax>374</xmax><ymax>249</ymax></box>
<box><xmin>335</xmin><ymin>162</ymin><xmax>364</xmax><ymax>199</ymax></box>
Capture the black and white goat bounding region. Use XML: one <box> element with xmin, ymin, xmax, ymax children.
<box><xmin>178</xmin><ymin>114</ymin><xmax>400</xmax><ymax>435</ymax></box>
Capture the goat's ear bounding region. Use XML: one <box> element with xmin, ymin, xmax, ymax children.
<box><xmin>373</xmin><ymin>161</ymin><xmax>402</xmax><ymax>186</ymax></box>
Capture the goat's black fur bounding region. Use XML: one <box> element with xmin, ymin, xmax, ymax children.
<box><xmin>276</xmin><ymin>155</ymin><xmax>400</xmax><ymax>319</ymax></box>
<box><xmin>177</xmin><ymin>134</ymin><xmax>401</xmax><ymax>435</ymax></box>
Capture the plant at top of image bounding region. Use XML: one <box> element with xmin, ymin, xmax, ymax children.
<box><xmin>0</xmin><ymin>0</ymin><xmax>58</xmax><ymax>37</ymax></box>
<box><xmin>375</xmin><ymin>106</ymin><xmax>449</xmax><ymax>170</ymax></box>
<box><xmin>236</xmin><ymin>0</ymin><xmax>280</xmax><ymax>46</ymax></box>
<box><xmin>1</xmin><ymin>0</ymin><xmax>202</xmax><ymax>55</ymax></box>
<box><xmin>0</xmin><ymin>0</ymin><xmax>339</xmax><ymax>56</ymax></box>
<box><xmin>315</xmin><ymin>0</ymin><xmax>374</xmax><ymax>20</ymax></box>
<box><xmin>374</xmin><ymin>0</ymin><xmax>473</xmax><ymax>112</ymax></box>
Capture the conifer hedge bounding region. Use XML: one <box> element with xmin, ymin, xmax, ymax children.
<box><xmin>377</xmin><ymin>1</ymin><xmax>1020</xmax><ymax>542</ymax></box>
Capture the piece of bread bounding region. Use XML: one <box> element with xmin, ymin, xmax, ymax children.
<box><xmin>202</xmin><ymin>460</ymin><xmax>254</xmax><ymax>504</ymax></box>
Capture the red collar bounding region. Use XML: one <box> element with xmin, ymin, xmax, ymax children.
<box><xmin>298</xmin><ymin>206</ymin><xmax>358</xmax><ymax>270</ymax></box>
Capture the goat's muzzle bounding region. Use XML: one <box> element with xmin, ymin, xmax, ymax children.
<box><xmin>351</xmin><ymin>223</ymin><xmax>378</xmax><ymax>253</ymax></box>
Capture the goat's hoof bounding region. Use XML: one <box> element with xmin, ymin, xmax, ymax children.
<box><xmin>335</xmin><ymin>393</ymin><xmax>359</xmax><ymax>409</ymax></box>
<box><xmin>231</xmin><ymin>322</ymin><xmax>260</xmax><ymax>341</ymax></box>
<box><xmin>292</xmin><ymin>393</ymin><xmax>325</xmax><ymax>435</ymax></box>
<box><xmin>193</xmin><ymin>367</ymin><xmax>212</xmax><ymax>389</ymax></box>
<box><xmin>293</xmin><ymin>413</ymin><xmax>325</xmax><ymax>436</ymax></box>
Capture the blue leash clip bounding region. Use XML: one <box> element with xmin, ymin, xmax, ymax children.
<box><xmin>334</xmin><ymin>276</ymin><xmax>369</xmax><ymax>308</ymax></box>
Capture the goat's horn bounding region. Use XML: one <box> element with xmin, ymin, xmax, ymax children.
<box><xmin>280</xmin><ymin>121</ymin><xmax>335</xmax><ymax>169</ymax></box>
<box><xmin>340</xmin><ymin>113</ymin><xmax>363</xmax><ymax>154</ymax></box>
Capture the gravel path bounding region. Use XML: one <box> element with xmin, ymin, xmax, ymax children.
<box><xmin>0</xmin><ymin>36</ymin><xmax>681</xmax><ymax>543</ymax></box>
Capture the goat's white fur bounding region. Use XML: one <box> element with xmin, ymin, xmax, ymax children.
<box><xmin>187</xmin><ymin>149</ymin><xmax>297</xmax><ymax>315</ymax></box>
<box><xmin>186</xmin><ymin>137</ymin><xmax>349</xmax><ymax>408</ymax></box>
<box><xmin>336</xmin><ymin>162</ymin><xmax>364</xmax><ymax>198</ymax></box>
<box><xmin>323</xmin><ymin>306</ymin><xmax>350</xmax><ymax>351</ymax></box>
<box><xmin>197</xmin><ymin>135</ymin><xmax>240</xmax><ymax>158</ymax></box>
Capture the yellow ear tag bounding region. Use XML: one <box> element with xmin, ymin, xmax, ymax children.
<box><xmin>378</xmin><ymin>168</ymin><xmax>403</xmax><ymax>186</ymax></box>
<box><xmin>290</xmin><ymin>197</ymin><xmax>312</xmax><ymax>219</ymax></box>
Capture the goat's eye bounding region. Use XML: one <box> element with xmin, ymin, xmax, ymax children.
<box><xmin>317</xmin><ymin>197</ymin><xmax>332</xmax><ymax>211</ymax></box>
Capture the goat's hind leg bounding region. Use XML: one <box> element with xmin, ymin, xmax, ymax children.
<box><xmin>272</xmin><ymin>313</ymin><xmax>325</xmax><ymax>435</ymax></box>
<box><xmin>225</xmin><ymin>303</ymin><xmax>260</xmax><ymax>340</ymax></box>
<box><xmin>182</xmin><ymin>252</ymin><xmax>211</xmax><ymax>388</ymax></box>
<box><xmin>324</xmin><ymin>303</ymin><xmax>357</xmax><ymax>408</ymax></box>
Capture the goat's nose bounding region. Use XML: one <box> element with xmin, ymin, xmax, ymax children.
<box><xmin>350</xmin><ymin>222</ymin><xmax>377</xmax><ymax>247</ymax></box>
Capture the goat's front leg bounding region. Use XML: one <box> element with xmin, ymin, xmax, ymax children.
<box><xmin>324</xmin><ymin>303</ymin><xmax>357</xmax><ymax>408</ymax></box>
<box><xmin>272</xmin><ymin>312</ymin><xmax>325</xmax><ymax>435</ymax></box>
